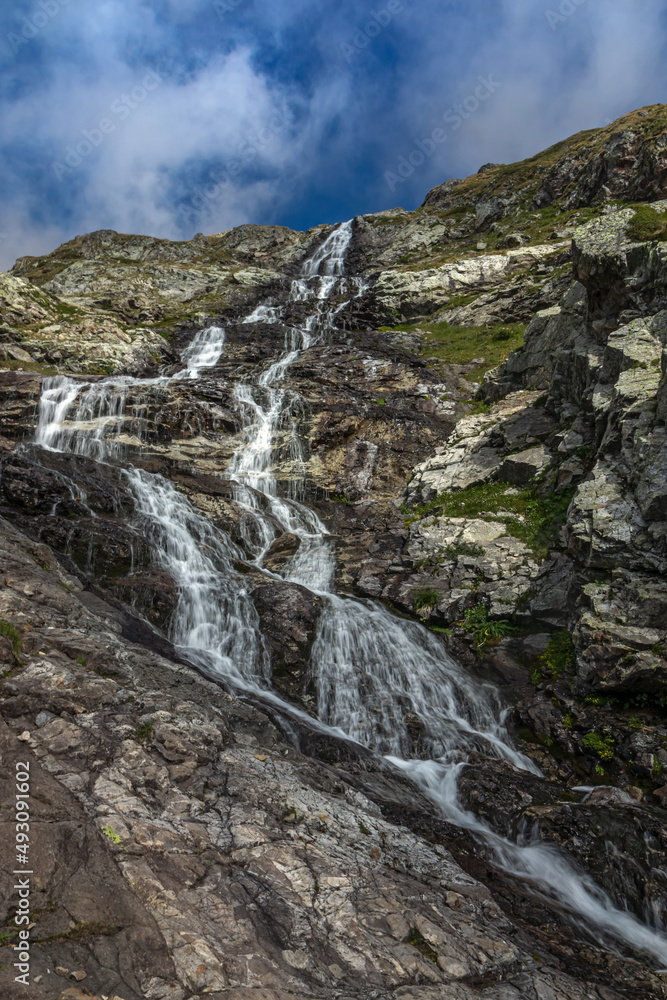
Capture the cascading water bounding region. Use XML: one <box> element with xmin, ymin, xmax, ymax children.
<box><xmin>33</xmin><ymin>223</ymin><xmax>667</xmax><ymax>966</ymax></box>
<box><xmin>36</xmin><ymin>328</ymin><xmax>268</xmax><ymax>683</ymax></box>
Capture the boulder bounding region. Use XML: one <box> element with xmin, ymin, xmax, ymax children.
<box><xmin>496</xmin><ymin>444</ymin><xmax>552</xmax><ymax>484</ymax></box>
<box><xmin>0</xmin><ymin>344</ymin><xmax>33</xmax><ymax>363</ymax></box>
<box><xmin>587</xmin><ymin>786</ymin><xmax>635</xmax><ymax>806</ymax></box>
<box><xmin>252</xmin><ymin>581</ymin><xmax>322</xmax><ymax>702</ymax></box>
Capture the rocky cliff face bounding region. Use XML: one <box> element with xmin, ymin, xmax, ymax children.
<box><xmin>2</xmin><ymin>105</ymin><xmax>667</xmax><ymax>1000</ymax></box>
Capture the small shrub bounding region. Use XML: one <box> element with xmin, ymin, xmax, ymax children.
<box><xmin>462</xmin><ymin>605</ymin><xmax>515</xmax><ymax>649</ymax></box>
<box><xmin>412</xmin><ymin>588</ymin><xmax>439</xmax><ymax>612</ymax></box>
<box><xmin>0</xmin><ymin>621</ymin><xmax>22</xmax><ymax>657</ymax></box>
<box><xmin>135</xmin><ymin>722</ymin><xmax>154</xmax><ymax>743</ymax></box>
<box><xmin>76</xmin><ymin>656</ymin><xmax>87</xmax><ymax>667</ymax></box>
<box><xmin>582</xmin><ymin>732</ymin><xmax>615</xmax><ymax>762</ymax></box>
<box><xmin>537</xmin><ymin>630</ymin><xmax>576</xmax><ymax>680</ymax></box>
<box><xmin>563</xmin><ymin>713</ymin><xmax>573</xmax><ymax>730</ymax></box>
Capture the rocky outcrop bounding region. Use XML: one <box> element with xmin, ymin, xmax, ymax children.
<box><xmin>473</xmin><ymin>204</ymin><xmax>667</xmax><ymax>699</ymax></box>
<box><xmin>0</xmin><ymin>271</ymin><xmax>171</xmax><ymax>375</ymax></box>
<box><xmin>368</xmin><ymin>243</ymin><xmax>568</xmax><ymax>321</ymax></box>
<box><xmin>422</xmin><ymin>105</ymin><xmax>667</xmax><ymax>217</ymax></box>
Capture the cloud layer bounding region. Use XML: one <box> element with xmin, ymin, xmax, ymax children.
<box><xmin>1</xmin><ymin>0</ymin><xmax>666</xmax><ymax>270</ymax></box>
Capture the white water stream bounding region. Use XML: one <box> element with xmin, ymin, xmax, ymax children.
<box><xmin>34</xmin><ymin>220</ymin><xmax>667</xmax><ymax>966</ymax></box>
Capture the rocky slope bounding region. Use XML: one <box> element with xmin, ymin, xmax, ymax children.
<box><xmin>2</xmin><ymin>105</ymin><xmax>667</xmax><ymax>1000</ymax></box>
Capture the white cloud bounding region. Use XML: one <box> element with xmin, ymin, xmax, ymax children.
<box><xmin>1</xmin><ymin>0</ymin><xmax>666</xmax><ymax>271</ymax></box>
<box><xmin>0</xmin><ymin>46</ymin><xmax>310</xmax><ymax>269</ymax></box>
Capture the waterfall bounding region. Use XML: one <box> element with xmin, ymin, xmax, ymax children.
<box><xmin>33</xmin><ymin>222</ymin><xmax>667</xmax><ymax>967</ymax></box>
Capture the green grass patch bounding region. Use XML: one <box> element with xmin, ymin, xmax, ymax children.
<box><xmin>0</xmin><ymin>621</ymin><xmax>23</xmax><ymax>669</ymax></box>
<box><xmin>35</xmin><ymin>921</ymin><xmax>120</xmax><ymax>944</ymax></box>
<box><xmin>442</xmin><ymin>290</ymin><xmax>481</xmax><ymax>309</ymax></box>
<box><xmin>444</xmin><ymin>540</ymin><xmax>485</xmax><ymax>559</ymax></box>
<box><xmin>440</xmin><ymin>205</ymin><xmax>474</xmax><ymax>218</ymax></box>
<box><xmin>367</xmin><ymin>214</ymin><xmax>408</xmax><ymax>226</ymax></box>
<box><xmin>627</xmin><ymin>204</ymin><xmax>667</xmax><ymax>243</ymax></box>
<box><xmin>54</xmin><ymin>300</ymin><xmax>84</xmax><ymax>317</ymax></box>
<box><xmin>0</xmin><ymin>359</ymin><xmax>58</xmax><ymax>375</ymax></box>
<box><xmin>405</xmin><ymin>481</ymin><xmax>575</xmax><ymax>560</ymax></box>
<box><xmin>379</xmin><ymin>321</ymin><xmax>526</xmax><ymax>381</ymax></box>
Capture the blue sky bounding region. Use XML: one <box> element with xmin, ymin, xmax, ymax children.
<box><xmin>1</xmin><ymin>0</ymin><xmax>666</xmax><ymax>270</ymax></box>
